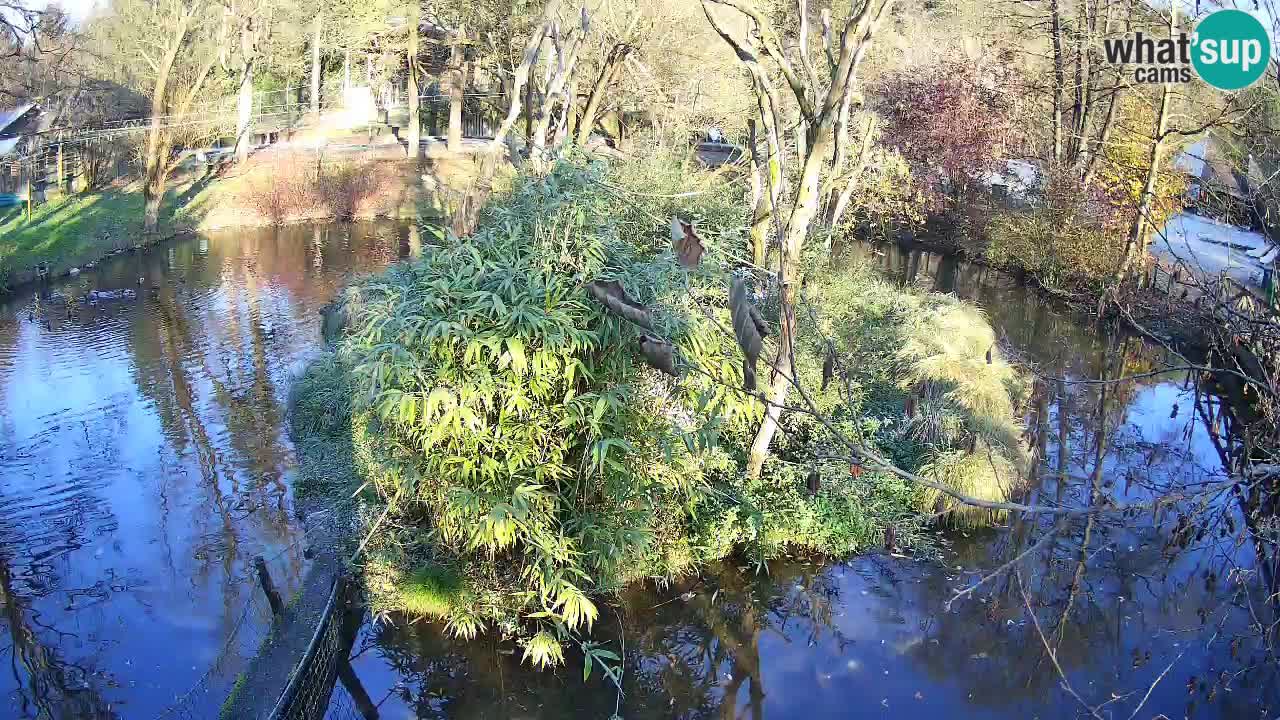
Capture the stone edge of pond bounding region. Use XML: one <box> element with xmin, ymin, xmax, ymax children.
<box><xmin>217</xmin><ymin>499</ymin><xmax>352</xmax><ymax>720</ymax></box>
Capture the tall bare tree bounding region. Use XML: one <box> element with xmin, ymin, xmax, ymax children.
<box><xmin>443</xmin><ymin>28</ymin><xmax>466</xmax><ymax>152</ymax></box>
<box><xmin>702</xmin><ymin>0</ymin><xmax>896</xmax><ymax>478</ymax></box>
<box><xmin>127</xmin><ymin>0</ymin><xmax>222</xmax><ymax>232</ymax></box>
<box><xmin>406</xmin><ymin>0</ymin><xmax>421</xmax><ymax>160</ymax></box>
<box><xmin>310</xmin><ymin>9</ymin><xmax>322</xmax><ymax>114</ymax></box>
<box><xmin>225</xmin><ymin>0</ymin><xmax>266</xmax><ymax>163</ymax></box>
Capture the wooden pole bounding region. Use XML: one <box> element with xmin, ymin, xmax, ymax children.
<box><xmin>254</xmin><ymin>555</ymin><xmax>285</xmax><ymax>615</ymax></box>
<box><xmin>337</xmin><ymin>662</ymin><xmax>379</xmax><ymax>720</ymax></box>
<box><xmin>335</xmin><ymin>575</ymin><xmax>378</xmax><ymax>719</ymax></box>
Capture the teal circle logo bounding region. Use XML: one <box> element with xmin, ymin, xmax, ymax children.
<box><xmin>1192</xmin><ymin>10</ymin><xmax>1271</xmax><ymax>91</ymax></box>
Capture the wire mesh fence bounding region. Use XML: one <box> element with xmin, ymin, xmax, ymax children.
<box><xmin>268</xmin><ymin>576</ymin><xmax>349</xmax><ymax>720</ymax></box>
<box><xmin>321</xmin><ymin>682</ymin><xmax>375</xmax><ymax>720</ymax></box>
<box><xmin>152</xmin><ymin>569</ymin><xmax>282</xmax><ymax>720</ymax></box>
<box><xmin>262</xmin><ymin>569</ymin><xmax>379</xmax><ymax>720</ymax></box>
<box><xmin>149</xmin><ymin>501</ymin><xmax>358</xmax><ymax>720</ymax></box>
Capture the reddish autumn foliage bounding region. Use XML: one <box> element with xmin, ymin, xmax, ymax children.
<box><xmin>874</xmin><ymin>62</ymin><xmax>1014</xmax><ymax>206</ymax></box>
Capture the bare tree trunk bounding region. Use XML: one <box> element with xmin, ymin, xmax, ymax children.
<box><xmin>552</xmin><ymin>74</ymin><xmax>575</xmax><ymax>148</ymax></box>
<box><xmin>1079</xmin><ymin>4</ymin><xmax>1125</xmax><ymax>185</ymax></box>
<box><xmin>746</xmin><ymin>134</ymin><xmax>834</xmax><ymax>478</ymax></box>
<box><xmin>233</xmin><ymin>11</ymin><xmax>258</xmax><ymax>164</ymax></box>
<box><xmin>1049</xmin><ymin>0</ymin><xmax>1066</xmax><ymax>166</ymax></box>
<box><xmin>700</xmin><ymin>0</ymin><xmax>894</xmax><ymax>477</ymax></box>
<box><xmin>532</xmin><ymin>14</ymin><xmax>588</xmax><ymax>158</ymax></box>
<box><xmin>1116</xmin><ymin>7</ymin><xmax>1175</xmax><ymax>284</ymax></box>
<box><xmin>829</xmin><ymin>115</ymin><xmax>876</xmax><ymax>228</ymax></box>
<box><xmin>141</xmin><ymin>3</ymin><xmax>219</xmax><ymax>234</ymax></box>
<box><xmin>1116</xmin><ymin>84</ymin><xmax>1170</xmax><ymax>283</ymax></box>
<box><xmin>489</xmin><ymin>0</ymin><xmax>561</xmax><ymax>152</ymax></box>
<box><xmin>142</xmin><ymin>12</ymin><xmax>186</xmax><ymax>234</ymax></box>
<box><xmin>523</xmin><ymin>79</ymin><xmax>536</xmax><ymax>142</ymax></box>
<box><xmin>235</xmin><ymin>69</ymin><xmax>253</xmax><ymax>162</ymax></box>
<box><xmin>406</xmin><ymin>7</ymin><xmax>421</xmax><ymax>160</ymax></box>
<box><xmin>747</xmin><ymin>119</ymin><xmax>767</xmax><ymax>266</ymax></box>
<box><xmin>446</xmin><ymin>32</ymin><xmax>465</xmax><ymax>152</ymax></box>
<box><xmin>311</xmin><ymin>12</ymin><xmax>322</xmax><ymax>115</ymax></box>
<box><xmin>575</xmin><ymin>44</ymin><xmax>630</xmax><ymax>147</ymax></box>
<box><xmin>143</xmin><ymin>159</ymin><xmax>168</xmax><ymax>232</ymax></box>
<box><xmin>1066</xmin><ymin>1</ymin><xmax>1090</xmax><ymax>164</ymax></box>
<box><xmin>1080</xmin><ymin>84</ymin><xmax>1119</xmax><ymax>185</ymax></box>
<box><xmin>822</xmin><ymin>86</ymin><xmax>855</xmax><ymax>215</ymax></box>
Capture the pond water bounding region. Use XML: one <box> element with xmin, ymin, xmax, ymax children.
<box><xmin>0</xmin><ymin>223</ymin><xmax>1274</xmax><ymax>720</ymax></box>
<box><xmin>0</xmin><ymin>221</ymin><xmax>418</xmax><ymax>719</ymax></box>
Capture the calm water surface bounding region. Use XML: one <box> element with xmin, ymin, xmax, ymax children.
<box><xmin>0</xmin><ymin>222</ymin><xmax>418</xmax><ymax>718</ymax></box>
<box><xmin>1</xmin><ymin>225</ymin><xmax>1275</xmax><ymax>719</ymax></box>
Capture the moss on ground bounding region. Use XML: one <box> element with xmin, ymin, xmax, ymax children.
<box><xmin>287</xmin><ymin>354</ymin><xmax>360</xmax><ymax>500</ymax></box>
<box><xmin>399</xmin><ymin>565</ymin><xmax>469</xmax><ymax>619</ymax></box>
<box><xmin>218</xmin><ymin>673</ymin><xmax>248</xmax><ymax>720</ymax></box>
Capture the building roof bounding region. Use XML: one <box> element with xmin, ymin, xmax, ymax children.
<box><xmin>1174</xmin><ymin>138</ymin><xmax>1250</xmax><ymax>199</ymax></box>
<box><xmin>0</xmin><ymin>104</ymin><xmax>37</xmax><ymax>137</ymax></box>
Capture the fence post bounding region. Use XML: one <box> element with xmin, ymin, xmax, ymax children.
<box><xmin>254</xmin><ymin>555</ymin><xmax>285</xmax><ymax>616</ymax></box>
<box><xmin>337</xmin><ymin>662</ymin><xmax>379</xmax><ymax>720</ymax></box>
<box><xmin>56</xmin><ymin>143</ymin><xmax>65</xmax><ymax>196</ymax></box>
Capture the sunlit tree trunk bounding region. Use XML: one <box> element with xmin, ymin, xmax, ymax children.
<box><xmin>575</xmin><ymin>44</ymin><xmax>630</xmax><ymax>147</ymax></box>
<box><xmin>311</xmin><ymin>12</ymin><xmax>322</xmax><ymax>115</ymax></box>
<box><xmin>141</xmin><ymin>12</ymin><xmax>184</xmax><ymax>234</ymax></box>
<box><xmin>747</xmin><ymin>106</ymin><xmax>783</xmax><ymax>267</ymax></box>
<box><xmin>406</xmin><ymin>4</ymin><xmax>421</xmax><ymax>160</ymax></box>
<box><xmin>235</xmin><ymin>45</ymin><xmax>254</xmax><ymax>162</ymax></box>
<box><xmin>1116</xmin><ymin>8</ymin><xmax>1175</xmax><ymax>285</ymax></box>
<box><xmin>446</xmin><ymin>31</ymin><xmax>465</xmax><ymax>152</ymax></box>
<box><xmin>532</xmin><ymin>13</ymin><xmax>587</xmax><ymax>159</ymax></box>
<box><xmin>1049</xmin><ymin>0</ymin><xmax>1065</xmax><ymax>165</ymax></box>
<box><xmin>702</xmin><ymin>0</ymin><xmax>895</xmax><ymax>479</ymax></box>
<box><xmin>489</xmin><ymin>0</ymin><xmax>561</xmax><ymax>153</ymax></box>
<box><xmin>141</xmin><ymin>3</ymin><xmax>218</xmax><ymax>234</ymax></box>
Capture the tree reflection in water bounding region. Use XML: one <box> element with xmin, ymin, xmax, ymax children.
<box><xmin>0</xmin><ymin>220</ymin><xmax>411</xmax><ymax>718</ymax></box>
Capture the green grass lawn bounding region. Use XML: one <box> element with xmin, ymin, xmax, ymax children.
<box><xmin>0</xmin><ymin>186</ymin><xmax>184</xmax><ymax>290</ymax></box>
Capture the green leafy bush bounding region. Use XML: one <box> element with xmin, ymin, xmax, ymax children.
<box><xmin>295</xmin><ymin>153</ymin><xmax>1030</xmax><ymax>665</ymax></box>
<box><xmin>775</xmin><ymin>260</ymin><xmax>1029</xmax><ymax>528</ymax></box>
<box><xmin>335</xmin><ymin>159</ymin><xmax>752</xmax><ymax>661</ymax></box>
